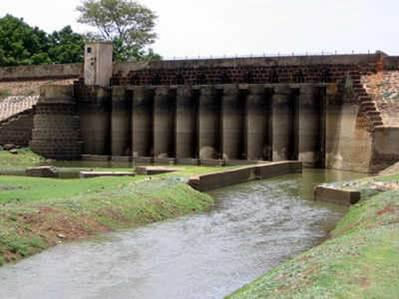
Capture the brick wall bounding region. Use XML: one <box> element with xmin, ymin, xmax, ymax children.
<box><xmin>111</xmin><ymin>64</ymin><xmax>377</xmax><ymax>86</ymax></box>
<box><xmin>30</xmin><ymin>86</ymin><xmax>82</xmax><ymax>160</ymax></box>
<box><xmin>0</xmin><ymin>111</ymin><xmax>33</xmax><ymax>146</ymax></box>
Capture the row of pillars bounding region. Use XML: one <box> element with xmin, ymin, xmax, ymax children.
<box><xmin>84</xmin><ymin>84</ymin><xmax>326</xmax><ymax>167</ymax></box>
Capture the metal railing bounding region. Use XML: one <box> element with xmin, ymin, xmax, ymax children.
<box><xmin>161</xmin><ymin>50</ymin><xmax>376</xmax><ymax>61</ymax></box>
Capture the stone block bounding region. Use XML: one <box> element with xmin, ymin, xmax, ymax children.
<box><xmin>26</xmin><ymin>166</ymin><xmax>59</xmax><ymax>178</ymax></box>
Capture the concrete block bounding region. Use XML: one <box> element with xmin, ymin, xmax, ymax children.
<box><xmin>136</xmin><ymin>166</ymin><xmax>178</xmax><ymax>175</ymax></box>
<box><xmin>79</xmin><ymin>171</ymin><xmax>134</xmax><ymax>178</ymax></box>
<box><xmin>26</xmin><ymin>166</ymin><xmax>59</xmax><ymax>178</ymax></box>
<box><xmin>314</xmin><ymin>185</ymin><xmax>361</xmax><ymax>206</ymax></box>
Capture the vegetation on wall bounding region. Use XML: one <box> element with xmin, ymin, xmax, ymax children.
<box><xmin>0</xmin><ymin>15</ymin><xmax>85</xmax><ymax>66</ymax></box>
<box><xmin>77</xmin><ymin>0</ymin><xmax>160</xmax><ymax>61</ymax></box>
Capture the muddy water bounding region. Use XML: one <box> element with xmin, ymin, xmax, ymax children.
<box><xmin>0</xmin><ymin>169</ymin><xmax>365</xmax><ymax>299</ymax></box>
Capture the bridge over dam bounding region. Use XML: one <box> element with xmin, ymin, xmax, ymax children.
<box><xmin>2</xmin><ymin>42</ymin><xmax>399</xmax><ymax>173</ymax></box>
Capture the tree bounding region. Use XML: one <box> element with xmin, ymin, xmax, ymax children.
<box><xmin>0</xmin><ymin>15</ymin><xmax>85</xmax><ymax>66</ymax></box>
<box><xmin>77</xmin><ymin>0</ymin><xmax>159</xmax><ymax>61</ymax></box>
<box><xmin>0</xmin><ymin>15</ymin><xmax>51</xmax><ymax>66</ymax></box>
<box><xmin>48</xmin><ymin>26</ymin><xmax>85</xmax><ymax>64</ymax></box>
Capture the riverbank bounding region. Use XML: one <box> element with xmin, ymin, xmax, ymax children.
<box><xmin>0</xmin><ymin>147</ymin><xmax>44</xmax><ymax>168</ymax></box>
<box><xmin>0</xmin><ymin>149</ymin><xmax>234</xmax><ymax>266</ymax></box>
<box><xmin>228</xmin><ymin>174</ymin><xmax>399</xmax><ymax>298</ymax></box>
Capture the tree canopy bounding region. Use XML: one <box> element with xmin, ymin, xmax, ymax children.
<box><xmin>77</xmin><ymin>0</ymin><xmax>160</xmax><ymax>61</ymax></box>
<box><xmin>0</xmin><ymin>15</ymin><xmax>85</xmax><ymax>66</ymax></box>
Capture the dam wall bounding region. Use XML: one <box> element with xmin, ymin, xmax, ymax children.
<box><xmin>71</xmin><ymin>83</ymin><xmax>329</xmax><ymax>168</ymax></box>
<box><xmin>3</xmin><ymin>48</ymin><xmax>399</xmax><ymax>173</ymax></box>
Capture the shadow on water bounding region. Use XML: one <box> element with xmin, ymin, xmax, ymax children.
<box><xmin>0</xmin><ymin>169</ymin><xmax>366</xmax><ymax>299</ymax></box>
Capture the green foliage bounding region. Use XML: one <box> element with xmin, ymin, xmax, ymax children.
<box><xmin>47</xmin><ymin>26</ymin><xmax>85</xmax><ymax>64</ymax></box>
<box><xmin>0</xmin><ymin>15</ymin><xmax>85</xmax><ymax>66</ymax></box>
<box><xmin>77</xmin><ymin>0</ymin><xmax>159</xmax><ymax>61</ymax></box>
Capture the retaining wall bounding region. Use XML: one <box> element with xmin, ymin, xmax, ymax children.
<box><xmin>371</xmin><ymin>126</ymin><xmax>399</xmax><ymax>172</ymax></box>
<box><xmin>30</xmin><ymin>85</ymin><xmax>82</xmax><ymax>159</ymax></box>
<box><xmin>0</xmin><ymin>64</ymin><xmax>82</xmax><ymax>82</ymax></box>
<box><xmin>188</xmin><ymin>161</ymin><xmax>302</xmax><ymax>192</ymax></box>
<box><xmin>0</xmin><ymin>112</ymin><xmax>33</xmax><ymax>146</ymax></box>
<box><xmin>314</xmin><ymin>185</ymin><xmax>361</xmax><ymax>206</ymax></box>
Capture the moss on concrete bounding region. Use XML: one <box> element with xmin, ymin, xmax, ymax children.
<box><xmin>228</xmin><ymin>176</ymin><xmax>399</xmax><ymax>299</ymax></box>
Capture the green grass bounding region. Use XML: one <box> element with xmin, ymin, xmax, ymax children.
<box><xmin>0</xmin><ymin>149</ymin><xmax>236</xmax><ymax>265</ymax></box>
<box><xmin>0</xmin><ymin>148</ymin><xmax>44</xmax><ymax>169</ymax></box>
<box><xmin>0</xmin><ymin>164</ymin><xmax>229</xmax><ymax>266</ymax></box>
<box><xmin>228</xmin><ymin>177</ymin><xmax>399</xmax><ymax>299</ymax></box>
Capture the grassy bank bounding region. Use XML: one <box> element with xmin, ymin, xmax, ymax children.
<box><xmin>0</xmin><ymin>162</ymin><xmax>228</xmax><ymax>266</ymax></box>
<box><xmin>228</xmin><ymin>176</ymin><xmax>399</xmax><ymax>299</ymax></box>
<box><xmin>0</xmin><ymin>148</ymin><xmax>44</xmax><ymax>168</ymax></box>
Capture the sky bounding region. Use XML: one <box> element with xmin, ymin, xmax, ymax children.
<box><xmin>0</xmin><ymin>0</ymin><xmax>398</xmax><ymax>58</ymax></box>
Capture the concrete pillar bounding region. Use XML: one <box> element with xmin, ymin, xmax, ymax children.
<box><xmin>79</xmin><ymin>87</ymin><xmax>111</xmax><ymax>155</ymax></box>
<box><xmin>111</xmin><ymin>86</ymin><xmax>131</xmax><ymax>156</ymax></box>
<box><xmin>176</xmin><ymin>86</ymin><xmax>197</xmax><ymax>159</ymax></box>
<box><xmin>246</xmin><ymin>85</ymin><xmax>271</xmax><ymax>161</ymax></box>
<box><xmin>30</xmin><ymin>85</ymin><xmax>82</xmax><ymax>160</ymax></box>
<box><xmin>84</xmin><ymin>42</ymin><xmax>113</xmax><ymax>87</ymax></box>
<box><xmin>222</xmin><ymin>85</ymin><xmax>244</xmax><ymax>160</ymax></box>
<box><xmin>198</xmin><ymin>86</ymin><xmax>221</xmax><ymax>159</ymax></box>
<box><xmin>272</xmin><ymin>86</ymin><xmax>295</xmax><ymax>161</ymax></box>
<box><xmin>132</xmin><ymin>86</ymin><xmax>153</xmax><ymax>158</ymax></box>
<box><xmin>153</xmin><ymin>87</ymin><xmax>176</xmax><ymax>158</ymax></box>
<box><xmin>298</xmin><ymin>85</ymin><xmax>321</xmax><ymax>167</ymax></box>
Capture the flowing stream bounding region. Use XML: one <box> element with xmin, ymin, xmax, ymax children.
<box><xmin>0</xmin><ymin>169</ymin><xmax>365</xmax><ymax>299</ymax></box>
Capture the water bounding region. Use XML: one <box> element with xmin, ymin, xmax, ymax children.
<box><xmin>0</xmin><ymin>169</ymin><xmax>365</xmax><ymax>299</ymax></box>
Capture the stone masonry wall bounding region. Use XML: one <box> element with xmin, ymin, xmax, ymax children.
<box><xmin>30</xmin><ymin>85</ymin><xmax>82</xmax><ymax>160</ymax></box>
<box><xmin>0</xmin><ymin>112</ymin><xmax>33</xmax><ymax>147</ymax></box>
<box><xmin>110</xmin><ymin>53</ymin><xmax>389</xmax><ymax>86</ymax></box>
<box><xmin>0</xmin><ymin>64</ymin><xmax>82</xmax><ymax>82</ymax></box>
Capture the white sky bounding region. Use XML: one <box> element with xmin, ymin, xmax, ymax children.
<box><xmin>1</xmin><ymin>0</ymin><xmax>398</xmax><ymax>58</ymax></box>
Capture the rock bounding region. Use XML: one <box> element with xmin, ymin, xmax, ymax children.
<box><xmin>26</xmin><ymin>166</ymin><xmax>59</xmax><ymax>178</ymax></box>
<box><xmin>57</xmin><ymin>233</ymin><xmax>66</xmax><ymax>239</ymax></box>
<box><xmin>9</xmin><ymin>149</ymin><xmax>18</xmax><ymax>155</ymax></box>
<box><xmin>3</xmin><ymin>144</ymin><xmax>16</xmax><ymax>151</ymax></box>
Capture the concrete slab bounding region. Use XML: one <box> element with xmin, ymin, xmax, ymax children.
<box><xmin>26</xmin><ymin>166</ymin><xmax>59</xmax><ymax>178</ymax></box>
<box><xmin>314</xmin><ymin>185</ymin><xmax>361</xmax><ymax>206</ymax></box>
<box><xmin>136</xmin><ymin>166</ymin><xmax>178</xmax><ymax>175</ymax></box>
<box><xmin>188</xmin><ymin>161</ymin><xmax>302</xmax><ymax>191</ymax></box>
<box><xmin>79</xmin><ymin>171</ymin><xmax>134</xmax><ymax>178</ymax></box>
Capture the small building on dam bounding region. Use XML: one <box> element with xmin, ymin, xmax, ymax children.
<box><xmin>1</xmin><ymin>42</ymin><xmax>399</xmax><ymax>173</ymax></box>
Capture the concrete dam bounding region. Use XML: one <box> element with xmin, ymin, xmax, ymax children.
<box><xmin>2</xmin><ymin>42</ymin><xmax>399</xmax><ymax>173</ymax></box>
<box><xmin>76</xmin><ymin>83</ymin><xmax>327</xmax><ymax>167</ymax></box>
